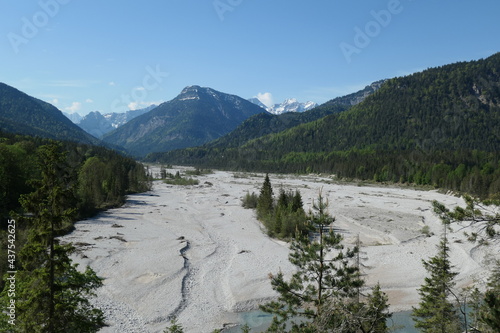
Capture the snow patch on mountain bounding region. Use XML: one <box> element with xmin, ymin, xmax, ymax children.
<box><xmin>249</xmin><ymin>97</ymin><xmax>317</xmax><ymax>114</ymax></box>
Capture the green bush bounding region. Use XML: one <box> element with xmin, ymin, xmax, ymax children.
<box><xmin>164</xmin><ymin>177</ymin><xmax>199</xmax><ymax>186</ymax></box>
<box><xmin>241</xmin><ymin>191</ymin><xmax>258</xmax><ymax>209</ymax></box>
<box><xmin>184</xmin><ymin>168</ymin><xmax>213</xmax><ymax>176</ymax></box>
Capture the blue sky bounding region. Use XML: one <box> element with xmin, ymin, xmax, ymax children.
<box><xmin>1</xmin><ymin>0</ymin><xmax>500</xmax><ymax>116</ymax></box>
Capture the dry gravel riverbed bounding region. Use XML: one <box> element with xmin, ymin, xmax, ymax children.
<box><xmin>62</xmin><ymin>169</ymin><xmax>499</xmax><ymax>332</ymax></box>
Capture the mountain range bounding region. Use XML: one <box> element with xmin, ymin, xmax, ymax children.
<box><xmin>73</xmin><ymin>106</ymin><xmax>156</xmax><ymax>138</ymax></box>
<box><xmin>101</xmin><ymin>86</ymin><xmax>268</xmax><ymax>157</ymax></box>
<box><xmin>3</xmin><ymin>52</ymin><xmax>500</xmax><ymax>198</ymax></box>
<box><xmin>71</xmin><ymin>98</ymin><xmax>316</xmax><ymax>139</ymax></box>
<box><xmin>0</xmin><ymin>79</ymin><xmax>392</xmax><ymax>157</ymax></box>
<box><xmin>148</xmin><ymin>53</ymin><xmax>500</xmax><ymax>197</ymax></box>
<box><xmin>146</xmin><ymin>79</ymin><xmax>389</xmax><ymax>161</ymax></box>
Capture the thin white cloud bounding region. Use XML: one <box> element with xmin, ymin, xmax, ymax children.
<box><xmin>85</xmin><ymin>98</ymin><xmax>94</xmax><ymax>103</ymax></box>
<box><xmin>51</xmin><ymin>98</ymin><xmax>59</xmax><ymax>105</ymax></box>
<box><xmin>64</xmin><ymin>102</ymin><xmax>82</xmax><ymax>112</ymax></box>
<box><xmin>255</xmin><ymin>92</ymin><xmax>274</xmax><ymax>108</ymax></box>
<box><xmin>108</xmin><ymin>81</ymin><xmax>116</xmax><ymax>86</ymax></box>
<box><xmin>128</xmin><ymin>102</ymin><xmax>140</xmax><ymax>110</ymax></box>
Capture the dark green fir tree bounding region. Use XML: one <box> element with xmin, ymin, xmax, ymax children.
<box><xmin>257</xmin><ymin>173</ymin><xmax>274</xmax><ymax>219</ymax></box>
<box><xmin>412</xmin><ymin>229</ymin><xmax>461</xmax><ymax>333</ymax></box>
<box><xmin>0</xmin><ymin>143</ymin><xmax>105</xmax><ymax>332</ymax></box>
<box><xmin>260</xmin><ymin>192</ymin><xmax>384</xmax><ymax>332</ymax></box>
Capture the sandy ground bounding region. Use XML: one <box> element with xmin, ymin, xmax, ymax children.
<box><xmin>62</xmin><ymin>168</ymin><xmax>499</xmax><ymax>332</ymax></box>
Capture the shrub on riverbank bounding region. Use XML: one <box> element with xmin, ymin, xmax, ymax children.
<box><xmin>253</xmin><ymin>174</ymin><xmax>308</xmax><ymax>239</ymax></box>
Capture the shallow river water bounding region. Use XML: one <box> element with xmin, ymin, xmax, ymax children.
<box><xmin>225</xmin><ymin>310</ymin><xmax>419</xmax><ymax>332</ymax></box>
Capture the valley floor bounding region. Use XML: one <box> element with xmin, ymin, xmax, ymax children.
<box><xmin>62</xmin><ymin>169</ymin><xmax>499</xmax><ymax>332</ymax></box>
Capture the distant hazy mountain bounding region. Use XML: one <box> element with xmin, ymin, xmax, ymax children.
<box><xmin>267</xmin><ymin>99</ymin><xmax>318</xmax><ymax>114</ymax></box>
<box><xmin>102</xmin><ymin>85</ymin><xmax>267</xmax><ymax>157</ymax></box>
<box><xmin>247</xmin><ymin>98</ymin><xmax>268</xmax><ymax>110</ymax></box>
<box><xmin>0</xmin><ymin>82</ymin><xmax>99</xmax><ymax>145</ymax></box>
<box><xmin>63</xmin><ymin>111</ymin><xmax>83</xmax><ymax>123</ymax></box>
<box><xmin>76</xmin><ymin>105</ymin><xmax>156</xmax><ymax>138</ymax></box>
<box><xmin>77</xmin><ymin>111</ymin><xmax>115</xmax><ymax>138</ymax></box>
<box><xmin>249</xmin><ymin>98</ymin><xmax>317</xmax><ymax>114</ymax></box>
<box><xmin>104</xmin><ymin>105</ymin><xmax>157</xmax><ymax>129</ymax></box>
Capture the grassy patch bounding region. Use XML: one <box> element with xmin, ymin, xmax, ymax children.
<box><xmin>420</xmin><ymin>225</ymin><xmax>433</xmax><ymax>237</ymax></box>
<box><xmin>164</xmin><ymin>177</ymin><xmax>199</xmax><ymax>186</ymax></box>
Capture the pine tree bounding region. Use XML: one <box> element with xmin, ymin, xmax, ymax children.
<box><xmin>432</xmin><ymin>197</ymin><xmax>500</xmax><ymax>243</ymax></box>
<box><xmin>469</xmin><ymin>259</ymin><xmax>500</xmax><ymax>332</ymax></box>
<box><xmin>260</xmin><ymin>192</ymin><xmax>364</xmax><ymax>332</ymax></box>
<box><xmin>257</xmin><ymin>173</ymin><xmax>274</xmax><ymax>219</ymax></box>
<box><xmin>482</xmin><ymin>291</ymin><xmax>500</xmax><ymax>332</ymax></box>
<box><xmin>291</xmin><ymin>190</ymin><xmax>303</xmax><ymax>213</ymax></box>
<box><xmin>0</xmin><ymin>143</ymin><xmax>104</xmax><ymax>332</ymax></box>
<box><xmin>412</xmin><ymin>231</ymin><xmax>461</xmax><ymax>333</ymax></box>
<box><xmin>164</xmin><ymin>317</ymin><xmax>184</xmax><ymax>333</ymax></box>
<box><xmin>316</xmin><ymin>283</ymin><xmax>391</xmax><ymax>333</ymax></box>
<box><xmin>363</xmin><ymin>283</ymin><xmax>391</xmax><ymax>333</ymax></box>
<box><xmin>277</xmin><ymin>188</ymin><xmax>289</xmax><ymax>209</ymax></box>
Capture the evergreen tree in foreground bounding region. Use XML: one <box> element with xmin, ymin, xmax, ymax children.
<box><xmin>433</xmin><ymin>198</ymin><xmax>500</xmax><ymax>332</ymax></box>
<box><xmin>468</xmin><ymin>259</ymin><xmax>500</xmax><ymax>333</ymax></box>
<box><xmin>261</xmin><ymin>192</ymin><xmax>390</xmax><ymax>332</ymax></box>
<box><xmin>482</xmin><ymin>260</ymin><xmax>500</xmax><ymax>331</ymax></box>
<box><xmin>432</xmin><ymin>196</ymin><xmax>500</xmax><ymax>244</ymax></box>
<box><xmin>0</xmin><ymin>143</ymin><xmax>104</xmax><ymax>332</ymax></box>
<box><xmin>412</xmin><ymin>230</ymin><xmax>461</xmax><ymax>333</ymax></box>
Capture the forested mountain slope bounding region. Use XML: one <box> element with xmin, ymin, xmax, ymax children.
<box><xmin>147</xmin><ymin>80</ymin><xmax>387</xmax><ymax>159</ymax></box>
<box><xmin>0</xmin><ymin>83</ymin><xmax>100</xmax><ymax>145</ymax></box>
<box><xmin>102</xmin><ymin>85</ymin><xmax>267</xmax><ymax>157</ymax></box>
<box><xmin>248</xmin><ymin>54</ymin><xmax>500</xmax><ymax>153</ymax></box>
<box><xmin>151</xmin><ymin>53</ymin><xmax>500</xmax><ymax>197</ymax></box>
<box><xmin>200</xmin><ymin>103</ymin><xmax>348</xmax><ymax>149</ymax></box>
